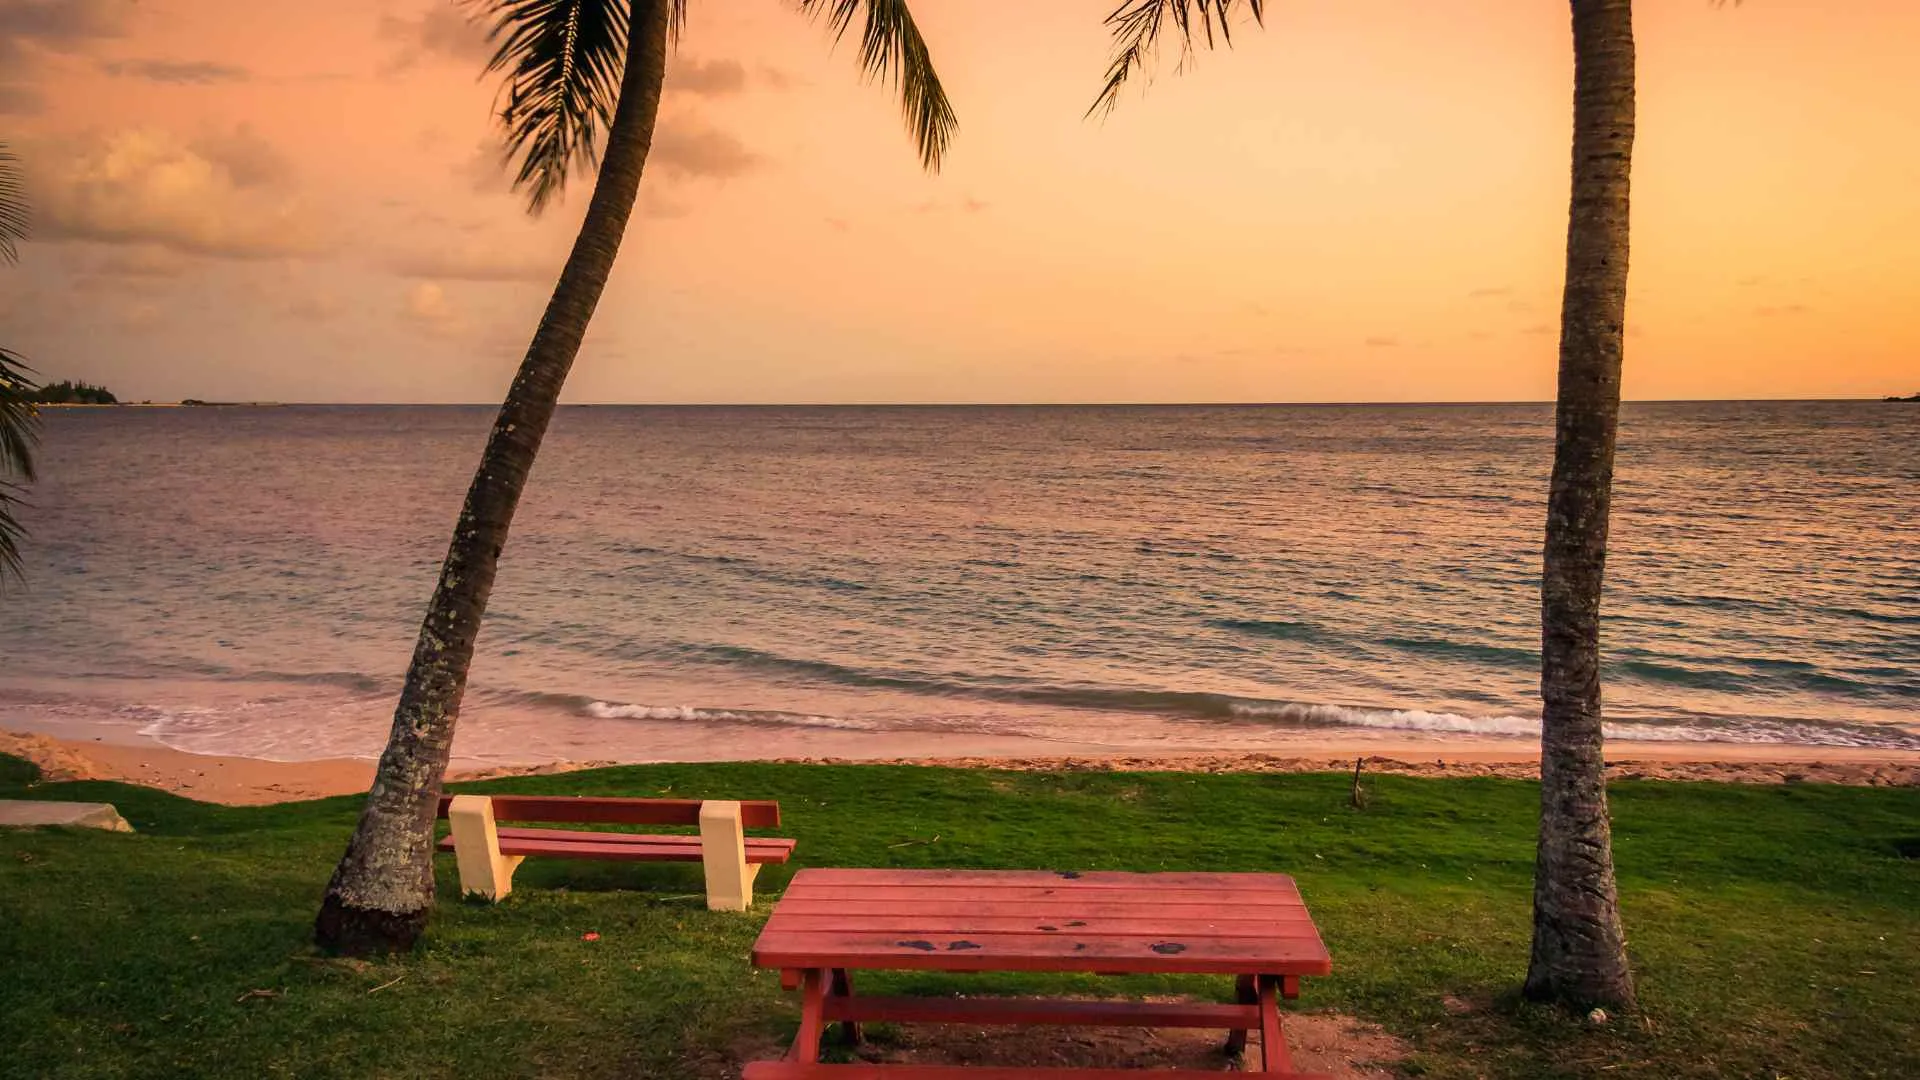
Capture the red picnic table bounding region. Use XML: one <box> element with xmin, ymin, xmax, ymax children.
<box><xmin>745</xmin><ymin>868</ymin><xmax>1333</xmax><ymax>1078</ymax></box>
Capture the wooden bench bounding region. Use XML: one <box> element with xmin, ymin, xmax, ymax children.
<box><xmin>435</xmin><ymin>794</ymin><xmax>794</xmax><ymax>911</ymax></box>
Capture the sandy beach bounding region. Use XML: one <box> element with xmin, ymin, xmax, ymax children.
<box><xmin>6</xmin><ymin>728</ymin><xmax>1915</xmax><ymax>805</ymax></box>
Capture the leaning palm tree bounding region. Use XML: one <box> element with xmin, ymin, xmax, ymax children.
<box><xmin>315</xmin><ymin>0</ymin><xmax>956</xmax><ymax>955</ymax></box>
<box><xmin>1093</xmin><ymin>0</ymin><xmax>1636</xmax><ymax>1009</ymax></box>
<box><xmin>0</xmin><ymin>143</ymin><xmax>37</xmax><ymax>587</ymax></box>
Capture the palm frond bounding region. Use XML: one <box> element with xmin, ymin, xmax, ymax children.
<box><xmin>796</xmin><ymin>0</ymin><xmax>956</xmax><ymax>172</ymax></box>
<box><xmin>0</xmin><ymin>346</ymin><xmax>38</xmax><ymax>485</ymax></box>
<box><xmin>466</xmin><ymin>0</ymin><xmax>687</xmax><ymax>214</ymax></box>
<box><xmin>0</xmin><ymin>346</ymin><xmax>39</xmax><ymax>587</ymax></box>
<box><xmin>1089</xmin><ymin>0</ymin><xmax>1264</xmax><ymax>118</ymax></box>
<box><xmin>0</xmin><ymin>143</ymin><xmax>27</xmax><ymax>265</ymax></box>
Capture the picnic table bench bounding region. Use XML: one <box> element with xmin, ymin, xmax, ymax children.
<box><xmin>436</xmin><ymin>794</ymin><xmax>794</xmax><ymax>910</ymax></box>
<box><xmin>745</xmin><ymin>868</ymin><xmax>1333</xmax><ymax>1077</ymax></box>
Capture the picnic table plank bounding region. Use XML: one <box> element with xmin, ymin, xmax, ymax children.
<box><xmin>770</xmin><ymin>898</ymin><xmax>1311</xmax><ymax>918</ymax></box>
<box><xmin>766</xmin><ymin>914</ymin><xmax>1318</xmax><ymax>938</ymax></box>
<box><xmin>792</xmin><ymin>868</ymin><xmax>1301</xmax><ymax>892</ymax></box>
<box><xmin>770</xmin><ymin>885</ymin><xmax>1302</xmax><ymax>905</ymax></box>
<box><xmin>753</xmin><ymin>931</ymin><xmax>1331</xmax><ymax>976</ymax></box>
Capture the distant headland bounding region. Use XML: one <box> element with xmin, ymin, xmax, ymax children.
<box><xmin>1886</xmin><ymin>392</ymin><xmax>1920</xmax><ymax>402</ymax></box>
<box><xmin>28</xmin><ymin>381</ymin><xmax>281</xmax><ymax>408</ymax></box>
<box><xmin>30</xmin><ymin>380</ymin><xmax>118</xmax><ymax>405</ymax></box>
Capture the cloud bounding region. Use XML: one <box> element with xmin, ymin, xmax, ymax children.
<box><xmin>114</xmin><ymin>299</ymin><xmax>164</xmax><ymax>331</ymax></box>
<box><xmin>400</xmin><ymin>280</ymin><xmax>461</xmax><ymax>336</ymax></box>
<box><xmin>386</xmin><ymin>243</ymin><xmax>553</xmax><ymax>283</ymax></box>
<box><xmin>27</xmin><ymin>128</ymin><xmax>321</xmax><ymax>259</ymax></box>
<box><xmin>1</xmin><ymin>0</ymin><xmax>131</xmax><ymax>108</ymax></box>
<box><xmin>1364</xmin><ymin>336</ymin><xmax>1399</xmax><ymax>348</ymax></box>
<box><xmin>667</xmin><ymin>57</ymin><xmax>747</xmax><ymax>96</ymax></box>
<box><xmin>0</xmin><ymin>82</ymin><xmax>43</xmax><ymax>113</ymax></box>
<box><xmin>1467</xmin><ymin>286</ymin><xmax>1513</xmax><ymax>299</ymax></box>
<box><xmin>456</xmin><ymin>139</ymin><xmax>514</xmax><ymax>195</ymax></box>
<box><xmin>640</xmin><ymin>188</ymin><xmax>690</xmax><ymax>218</ymax></box>
<box><xmin>283</xmin><ymin>293</ymin><xmax>345</xmax><ymax>322</ymax></box>
<box><xmin>91</xmin><ymin>246</ymin><xmax>190</xmax><ymax>277</ymax></box>
<box><xmin>189</xmin><ymin>124</ymin><xmax>293</xmax><ymax>190</ymax></box>
<box><xmin>649</xmin><ymin>121</ymin><xmax>760</xmax><ymax>180</ymax></box>
<box><xmin>1735</xmin><ymin>275</ymin><xmax>1767</xmax><ymax>288</ymax></box>
<box><xmin>379</xmin><ymin>5</ymin><xmax>493</xmax><ymax>73</ymax></box>
<box><xmin>99</xmin><ymin>58</ymin><xmax>249</xmax><ymax>84</ymax></box>
<box><xmin>1522</xmin><ymin>323</ymin><xmax>1554</xmax><ymax>335</ymax></box>
<box><xmin>0</xmin><ymin>0</ymin><xmax>129</xmax><ymax>62</ymax></box>
<box><xmin>756</xmin><ymin>64</ymin><xmax>799</xmax><ymax>90</ymax></box>
<box><xmin>1755</xmin><ymin>303</ymin><xmax>1809</xmax><ymax>317</ymax></box>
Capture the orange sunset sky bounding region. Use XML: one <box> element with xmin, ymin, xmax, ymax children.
<box><xmin>1</xmin><ymin>0</ymin><xmax>1915</xmax><ymax>404</ymax></box>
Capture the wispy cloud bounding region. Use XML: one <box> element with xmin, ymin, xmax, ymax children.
<box><xmin>649</xmin><ymin>122</ymin><xmax>761</xmax><ymax>180</ymax></box>
<box><xmin>99</xmin><ymin>58</ymin><xmax>248</xmax><ymax>83</ymax></box>
<box><xmin>667</xmin><ymin>57</ymin><xmax>748</xmax><ymax>96</ymax></box>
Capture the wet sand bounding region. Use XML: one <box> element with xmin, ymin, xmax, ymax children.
<box><xmin>5</xmin><ymin>729</ymin><xmax>1915</xmax><ymax>805</ymax></box>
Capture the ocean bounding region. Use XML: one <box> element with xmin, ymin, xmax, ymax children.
<box><xmin>1</xmin><ymin>401</ymin><xmax>1914</xmax><ymax>764</ymax></box>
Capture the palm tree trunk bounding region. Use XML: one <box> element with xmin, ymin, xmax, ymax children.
<box><xmin>1524</xmin><ymin>0</ymin><xmax>1637</xmax><ymax>1010</ymax></box>
<box><xmin>314</xmin><ymin>0</ymin><xmax>674</xmax><ymax>955</ymax></box>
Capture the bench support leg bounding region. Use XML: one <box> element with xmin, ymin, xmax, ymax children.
<box><xmin>1256</xmin><ymin>974</ymin><xmax>1293</xmax><ymax>1074</ymax></box>
<box><xmin>448</xmin><ymin>795</ymin><xmax>521</xmax><ymax>901</ymax></box>
<box><xmin>786</xmin><ymin>968</ymin><xmax>829</xmax><ymax>1063</ymax></box>
<box><xmin>699</xmin><ymin>800</ymin><xmax>759</xmax><ymax>911</ymax></box>
<box><xmin>829</xmin><ymin>968</ymin><xmax>863</xmax><ymax>1047</ymax></box>
<box><xmin>1224</xmin><ymin>973</ymin><xmax>1256</xmax><ymax>1057</ymax></box>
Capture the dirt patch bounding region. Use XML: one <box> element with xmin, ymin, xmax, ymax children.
<box><xmin>725</xmin><ymin>1005</ymin><xmax>1408</xmax><ymax>1077</ymax></box>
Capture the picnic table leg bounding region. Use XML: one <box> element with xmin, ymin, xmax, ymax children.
<box><xmin>1224</xmin><ymin>974</ymin><xmax>1256</xmax><ymax>1057</ymax></box>
<box><xmin>786</xmin><ymin>968</ymin><xmax>829</xmax><ymax>1062</ymax></box>
<box><xmin>829</xmin><ymin>968</ymin><xmax>864</xmax><ymax>1047</ymax></box>
<box><xmin>1256</xmin><ymin>975</ymin><xmax>1294</xmax><ymax>1074</ymax></box>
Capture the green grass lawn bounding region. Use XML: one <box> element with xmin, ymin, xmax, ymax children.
<box><xmin>1</xmin><ymin>752</ymin><xmax>1915</xmax><ymax>1079</ymax></box>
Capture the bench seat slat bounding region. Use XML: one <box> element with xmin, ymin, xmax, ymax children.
<box><xmin>743</xmin><ymin>1064</ymin><xmax>1329</xmax><ymax>1079</ymax></box>
<box><xmin>436</xmin><ymin>794</ymin><xmax>781</xmax><ymax>829</ymax></box>
<box><xmin>435</xmin><ymin>832</ymin><xmax>795</xmax><ymax>864</ymax></box>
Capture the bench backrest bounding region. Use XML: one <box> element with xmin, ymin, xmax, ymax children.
<box><xmin>436</xmin><ymin>794</ymin><xmax>781</xmax><ymax>829</ymax></box>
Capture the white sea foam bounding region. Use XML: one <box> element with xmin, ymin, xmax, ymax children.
<box><xmin>584</xmin><ymin>700</ymin><xmax>881</xmax><ymax>731</ymax></box>
<box><xmin>1224</xmin><ymin>699</ymin><xmax>1914</xmax><ymax>749</ymax></box>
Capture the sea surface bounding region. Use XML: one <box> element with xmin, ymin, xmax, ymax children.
<box><xmin>1</xmin><ymin>402</ymin><xmax>1915</xmax><ymax>763</ymax></box>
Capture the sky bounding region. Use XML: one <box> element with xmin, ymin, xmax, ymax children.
<box><xmin>1</xmin><ymin>0</ymin><xmax>1916</xmax><ymax>404</ymax></box>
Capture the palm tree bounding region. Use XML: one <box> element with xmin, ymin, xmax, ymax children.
<box><xmin>1522</xmin><ymin>0</ymin><xmax>1636</xmax><ymax>1010</ymax></box>
<box><xmin>1092</xmin><ymin>0</ymin><xmax>1637</xmax><ymax>1009</ymax></box>
<box><xmin>0</xmin><ymin>143</ymin><xmax>37</xmax><ymax>587</ymax></box>
<box><xmin>315</xmin><ymin>0</ymin><xmax>957</xmax><ymax>955</ymax></box>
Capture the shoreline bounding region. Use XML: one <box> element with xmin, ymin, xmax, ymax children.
<box><xmin>5</xmin><ymin>729</ymin><xmax>1915</xmax><ymax>806</ymax></box>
